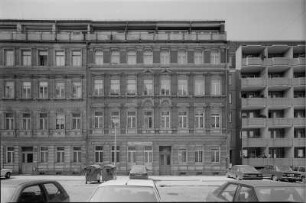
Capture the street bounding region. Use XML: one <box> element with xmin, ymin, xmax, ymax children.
<box><xmin>1</xmin><ymin>175</ymin><xmax>230</xmax><ymax>202</ymax></box>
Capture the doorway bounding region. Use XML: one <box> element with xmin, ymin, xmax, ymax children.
<box><xmin>159</xmin><ymin>146</ymin><xmax>171</xmax><ymax>175</ymax></box>
<box><xmin>21</xmin><ymin>147</ymin><xmax>34</xmax><ymax>174</ymax></box>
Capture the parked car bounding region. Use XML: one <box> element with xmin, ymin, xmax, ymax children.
<box><xmin>206</xmin><ymin>180</ymin><xmax>305</xmax><ymax>202</ymax></box>
<box><xmin>88</xmin><ymin>179</ymin><xmax>161</xmax><ymax>202</ymax></box>
<box><xmin>226</xmin><ymin>165</ymin><xmax>263</xmax><ymax>180</ymax></box>
<box><xmin>129</xmin><ymin>165</ymin><xmax>148</xmax><ymax>180</ymax></box>
<box><xmin>1</xmin><ymin>179</ymin><xmax>70</xmax><ymax>203</ymax></box>
<box><xmin>1</xmin><ymin>168</ymin><xmax>12</xmax><ymax>179</ymax></box>
<box><xmin>260</xmin><ymin>165</ymin><xmax>302</xmax><ymax>182</ymax></box>
<box><xmin>292</xmin><ymin>166</ymin><xmax>306</xmax><ymax>183</ymax></box>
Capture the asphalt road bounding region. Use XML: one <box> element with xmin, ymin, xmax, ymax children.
<box><xmin>1</xmin><ymin>175</ymin><xmax>230</xmax><ymax>202</ymax></box>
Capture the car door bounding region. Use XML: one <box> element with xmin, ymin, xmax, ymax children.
<box><xmin>42</xmin><ymin>182</ymin><xmax>69</xmax><ymax>202</ymax></box>
<box><xmin>235</xmin><ymin>185</ymin><xmax>258</xmax><ymax>202</ymax></box>
<box><xmin>216</xmin><ymin>183</ymin><xmax>239</xmax><ymax>202</ymax></box>
<box><xmin>17</xmin><ymin>184</ymin><xmax>46</xmax><ymax>203</ymax></box>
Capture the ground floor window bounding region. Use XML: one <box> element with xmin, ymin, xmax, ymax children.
<box><xmin>178</xmin><ymin>148</ymin><xmax>187</xmax><ymax>163</ymax></box>
<box><xmin>195</xmin><ymin>148</ymin><xmax>203</xmax><ymax>163</ymax></box>
<box><xmin>111</xmin><ymin>146</ymin><xmax>120</xmax><ymax>163</ymax></box>
<box><xmin>294</xmin><ymin>147</ymin><xmax>306</xmax><ymax>158</ymax></box>
<box><xmin>73</xmin><ymin>147</ymin><xmax>81</xmax><ymax>163</ymax></box>
<box><xmin>95</xmin><ymin>146</ymin><xmax>103</xmax><ymax>163</ymax></box>
<box><xmin>6</xmin><ymin>147</ymin><xmax>14</xmax><ymax>163</ymax></box>
<box><xmin>144</xmin><ymin>146</ymin><xmax>153</xmax><ymax>163</ymax></box>
<box><xmin>127</xmin><ymin>146</ymin><xmax>136</xmax><ymax>163</ymax></box>
<box><xmin>40</xmin><ymin>147</ymin><xmax>48</xmax><ymax>163</ymax></box>
<box><xmin>210</xmin><ymin>146</ymin><xmax>220</xmax><ymax>163</ymax></box>
<box><xmin>56</xmin><ymin>147</ymin><xmax>65</xmax><ymax>163</ymax></box>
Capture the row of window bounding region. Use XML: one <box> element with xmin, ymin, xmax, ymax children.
<box><xmin>242</xmin><ymin>128</ymin><xmax>306</xmax><ymax>139</ymax></box>
<box><xmin>3</xmin><ymin>81</ymin><xmax>82</xmax><ymax>99</ymax></box>
<box><xmin>3</xmin><ymin>110</ymin><xmax>221</xmax><ymax>130</ymax></box>
<box><xmin>4</xmin><ymin>145</ymin><xmax>221</xmax><ymax>164</ymax></box>
<box><xmin>3</xmin><ymin>77</ymin><xmax>222</xmax><ymax>99</ymax></box>
<box><xmin>242</xmin><ymin>147</ymin><xmax>306</xmax><ymax>159</ymax></box>
<box><xmin>2</xmin><ymin>49</ymin><xmax>224</xmax><ymax>66</ymax></box>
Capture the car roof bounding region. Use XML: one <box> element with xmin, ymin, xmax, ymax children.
<box><xmin>1</xmin><ymin>179</ymin><xmax>59</xmax><ymax>188</ymax></box>
<box><xmin>227</xmin><ymin>180</ymin><xmax>305</xmax><ymax>187</ymax></box>
<box><xmin>97</xmin><ymin>179</ymin><xmax>155</xmax><ymax>188</ymax></box>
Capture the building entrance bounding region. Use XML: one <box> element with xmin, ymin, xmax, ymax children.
<box><xmin>21</xmin><ymin>147</ymin><xmax>34</xmax><ymax>174</ymax></box>
<box><xmin>159</xmin><ymin>146</ymin><xmax>171</xmax><ymax>175</ymax></box>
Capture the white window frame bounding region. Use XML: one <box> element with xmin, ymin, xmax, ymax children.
<box><xmin>195</xmin><ymin>148</ymin><xmax>204</xmax><ymax>163</ymax></box>
<box><xmin>161</xmin><ymin>110</ymin><xmax>170</xmax><ymax>129</ymax></box>
<box><xmin>38</xmin><ymin>50</ymin><xmax>48</xmax><ymax>66</ymax></box>
<box><xmin>22</xmin><ymin>50</ymin><xmax>31</xmax><ymax>66</ymax></box>
<box><xmin>111</xmin><ymin>146</ymin><xmax>120</xmax><ymax>163</ymax></box>
<box><xmin>127</xmin><ymin>146</ymin><xmax>136</xmax><ymax>163</ymax></box>
<box><xmin>143</xmin><ymin>50</ymin><xmax>153</xmax><ymax>65</ymax></box>
<box><xmin>73</xmin><ymin>147</ymin><xmax>81</xmax><ymax>163</ymax></box>
<box><xmin>144</xmin><ymin>146</ymin><xmax>153</xmax><ymax>163</ymax></box>
<box><xmin>22</xmin><ymin>113</ymin><xmax>31</xmax><ymax>130</ymax></box>
<box><xmin>127</xmin><ymin>50</ymin><xmax>137</xmax><ymax>65</ymax></box>
<box><xmin>195</xmin><ymin>110</ymin><xmax>205</xmax><ymax>129</ymax></box>
<box><xmin>72</xmin><ymin>82</ymin><xmax>82</xmax><ymax>99</ymax></box>
<box><xmin>5</xmin><ymin>113</ymin><xmax>14</xmax><ymax>130</ymax></box>
<box><xmin>39</xmin><ymin>81</ymin><xmax>48</xmax><ymax>99</ymax></box>
<box><xmin>56</xmin><ymin>114</ymin><xmax>65</xmax><ymax>130</ymax></box>
<box><xmin>55</xmin><ymin>50</ymin><xmax>65</xmax><ymax>66</ymax></box>
<box><xmin>160</xmin><ymin>77</ymin><xmax>171</xmax><ymax>96</ymax></box>
<box><xmin>143</xmin><ymin>79</ymin><xmax>154</xmax><ymax>96</ymax></box>
<box><xmin>211</xmin><ymin>50</ymin><xmax>220</xmax><ymax>65</ymax></box>
<box><xmin>211</xmin><ymin>78</ymin><xmax>221</xmax><ymax>96</ymax></box>
<box><xmin>178</xmin><ymin>78</ymin><xmax>188</xmax><ymax>96</ymax></box>
<box><xmin>40</xmin><ymin>147</ymin><xmax>48</xmax><ymax>163</ymax></box>
<box><xmin>211</xmin><ymin>113</ymin><xmax>221</xmax><ymax>129</ymax></box>
<box><xmin>72</xmin><ymin>50</ymin><xmax>82</xmax><ymax>66</ymax></box>
<box><xmin>5</xmin><ymin>81</ymin><xmax>15</xmax><ymax>99</ymax></box>
<box><xmin>160</xmin><ymin>50</ymin><xmax>170</xmax><ymax>65</ymax></box>
<box><xmin>94</xmin><ymin>112</ymin><xmax>103</xmax><ymax>129</ymax></box>
<box><xmin>178</xmin><ymin>148</ymin><xmax>187</xmax><ymax>163</ymax></box>
<box><xmin>111</xmin><ymin>50</ymin><xmax>120</xmax><ymax>64</ymax></box>
<box><xmin>72</xmin><ymin>113</ymin><xmax>81</xmax><ymax>130</ymax></box>
<box><xmin>94</xmin><ymin>79</ymin><xmax>104</xmax><ymax>96</ymax></box>
<box><xmin>56</xmin><ymin>147</ymin><xmax>65</xmax><ymax>163</ymax></box>
<box><xmin>110</xmin><ymin>79</ymin><xmax>120</xmax><ymax>95</ymax></box>
<box><xmin>95</xmin><ymin>50</ymin><xmax>103</xmax><ymax>65</ymax></box>
<box><xmin>178</xmin><ymin>50</ymin><xmax>187</xmax><ymax>64</ymax></box>
<box><xmin>111</xmin><ymin>111</ymin><xmax>120</xmax><ymax>129</ymax></box>
<box><xmin>194</xmin><ymin>51</ymin><xmax>203</xmax><ymax>65</ymax></box>
<box><xmin>194</xmin><ymin>77</ymin><xmax>205</xmax><ymax>96</ymax></box>
<box><xmin>5</xmin><ymin>50</ymin><xmax>14</xmax><ymax>66</ymax></box>
<box><xmin>55</xmin><ymin>82</ymin><xmax>65</xmax><ymax>99</ymax></box>
<box><xmin>95</xmin><ymin>146</ymin><xmax>103</xmax><ymax>163</ymax></box>
<box><xmin>6</xmin><ymin>147</ymin><xmax>14</xmax><ymax>163</ymax></box>
<box><xmin>127</xmin><ymin>111</ymin><xmax>137</xmax><ymax>129</ymax></box>
<box><xmin>127</xmin><ymin>78</ymin><xmax>137</xmax><ymax>95</ymax></box>
<box><xmin>22</xmin><ymin>82</ymin><xmax>31</xmax><ymax>99</ymax></box>
<box><xmin>144</xmin><ymin>110</ymin><xmax>154</xmax><ymax>129</ymax></box>
<box><xmin>39</xmin><ymin>113</ymin><xmax>48</xmax><ymax>130</ymax></box>
<box><xmin>178</xmin><ymin>111</ymin><xmax>188</xmax><ymax>129</ymax></box>
<box><xmin>210</xmin><ymin>146</ymin><xmax>220</xmax><ymax>163</ymax></box>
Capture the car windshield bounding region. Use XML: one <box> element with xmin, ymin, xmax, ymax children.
<box><xmin>255</xmin><ymin>186</ymin><xmax>305</xmax><ymax>202</ymax></box>
<box><xmin>1</xmin><ymin>187</ymin><xmax>15</xmax><ymax>203</ymax></box>
<box><xmin>276</xmin><ymin>166</ymin><xmax>292</xmax><ymax>171</ymax></box>
<box><xmin>89</xmin><ymin>186</ymin><xmax>158</xmax><ymax>202</ymax></box>
<box><xmin>240</xmin><ymin>166</ymin><xmax>258</xmax><ymax>173</ymax></box>
<box><xmin>130</xmin><ymin>166</ymin><xmax>146</xmax><ymax>173</ymax></box>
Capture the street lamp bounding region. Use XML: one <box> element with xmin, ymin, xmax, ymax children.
<box><xmin>112</xmin><ymin>117</ymin><xmax>120</xmax><ymax>179</ymax></box>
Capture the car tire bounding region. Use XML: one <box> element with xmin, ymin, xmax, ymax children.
<box><xmin>5</xmin><ymin>172</ymin><xmax>11</xmax><ymax>179</ymax></box>
<box><xmin>272</xmin><ymin>176</ymin><xmax>278</xmax><ymax>181</ymax></box>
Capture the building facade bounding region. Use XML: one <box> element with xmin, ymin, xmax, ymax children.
<box><xmin>235</xmin><ymin>42</ymin><xmax>306</xmax><ymax>169</ymax></box>
<box><xmin>0</xmin><ymin>20</ymin><xmax>231</xmax><ymax>175</ymax></box>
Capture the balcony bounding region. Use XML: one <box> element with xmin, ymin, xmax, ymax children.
<box><xmin>292</xmin><ymin>77</ymin><xmax>306</xmax><ymax>87</ymax></box>
<box><xmin>51</xmin><ymin>130</ymin><xmax>65</xmax><ymax>137</ymax></box>
<box><xmin>292</xmin><ymin>57</ymin><xmax>306</xmax><ymax>66</ymax></box>
<box><xmin>266</xmin><ymin>57</ymin><xmax>290</xmax><ymax>66</ymax></box>
<box><xmin>242</xmin><ymin>57</ymin><xmax>263</xmax><ymax>66</ymax></box>
<box><xmin>241</xmin><ymin>78</ymin><xmax>266</xmax><ymax>89</ymax></box>
<box><xmin>0</xmin><ymin>130</ymin><xmax>16</xmax><ymax>137</ymax></box>
<box><xmin>293</xmin><ymin>138</ymin><xmax>306</xmax><ymax>147</ymax></box>
<box><xmin>268</xmin><ymin>138</ymin><xmax>292</xmax><ymax>147</ymax></box>
<box><xmin>267</xmin><ymin>98</ymin><xmax>291</xmax><ymax>107</ymax></box>
<box><xmin>242</xmin><ymin>158</ymin><xmax>293</xmax><ymax>167</ymax></box>
<box><xmin>268</xmin><ymin>78</ymin><xmax>291</xmax><ymax>87</ymax></box>
<box><xmin>293</xmin><ymin>118</ymin><xmax>306</xmax><ymax>126</ymax></box>
<box><xmin>293</xmin><ymin>98</ymin><xmax>306</xmax><ymax>106</ymax></box>
<box><xmin>242</xmin><ymin>118</ymin><xmax>266</xmax><ymax>128</ymax></box>
<box><xmin>267</xmin><ymin>118</ymin><xmax>292</xmax><ymax>127</ymax></box>
<box><xmin>35</xmin><ymin>130</ymin><xmax>49</xmax><ymax>137</ymax></box>
<box><xmin>242</xmin><ymin>138</ymin><xmax>267</xmax><ymax>147</ymax></box>
<box><xmin>242</xmin><ymin>98</ymin><xmax>266</xmax><ymax>108</ymax></box>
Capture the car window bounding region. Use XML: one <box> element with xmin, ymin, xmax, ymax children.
<box><xmin>219</xmin><ymin>183</ymin><xmax>238</xmax><ymax>202</ymax></box>
<box><xmin>236</xmin><ymin>186</ymin><xmax>257</xmax><ymax>202</ymax></box>
<box><xmin>90</xmin><ymin>186</ymin><xmax>158</xmax><ymax>202</ymax></box>
<box><xmin>43</xmin><ymin>183</ymin><xmax>65</xmax><ymax>202</ymax></box>
<box><xmin>18</xmin><ymin>185</ymin><xmax>45</xmax><ymax>203</ymax></box>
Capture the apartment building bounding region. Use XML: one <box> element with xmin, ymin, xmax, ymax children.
<box><xmin>0</xmin><ymin>20</ymin><xmax>231</xmax><ymax>175</ymax></box>
<box><xmin>235</xmin><ymin>42</ymin><xmax>306</xmax><ymax>169</ymax></box>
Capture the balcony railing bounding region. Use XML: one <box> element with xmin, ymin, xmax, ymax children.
<box><xmin>293</xmin><ymin>98</ymin><xmax>306</xmax><ymax>106</ymax></box>
<box><xmin>0</xmin><ymin>130</ymin><xmax>16</xmax><ymax>137</ymax></box>
<box><xmin>242</xmin><ymin>118</ymin><xmax>266</xmax><ymax>128</ymax></box>
<box><xmin>292</xmin><ymin>158</ymin><xmax>306</xmax><ymax>167</ymax></box>
<box><xmin>267</xmin><ymin>118</ymin><xmax>292</xmax><ymax>127</ymax></box>
<box><xmin>241</xmin><ymin>78</ymin><xmax>266</xmax><ymax>89</ymax></box>
<box><xmin>293</xmin><ymin>138</ymin><xmax>306</xmax><ymax>147</ymax></box>
<box><xmin>243</xmin><ymin>158</ymin><xmax>293</xmax><ymax>167</ymax></box>
<box><xmin>242</xmin><ymin>98</ymin><xmax>266</xmax><ymax>108</ymax></box>
<box><xmin>242</xmin><ymin>57</ymin><xmax>263</xmax><ymax>66</ymax></box>
<box><xmin>0</xmin><ymin>31</ymin><xmax>226</xmax><ymax>42</ymax></box>
<box><xmin>292</xmin><ymin>57</ymin><xmax>306</xmax><ymax>66</ymax></box>
<box><xmin>267</xmin><ymin>98</ymin><xmax>291</xmax><ymax>106</ymax></box>
<box><xmin>242</xmin><ymin>138</ymin><xmax>267</xmax><ymax>147</ymax></box>
<box><xmin>266</xmin><ymin>57</ymin><xmax>290</xmax><ymax>66</ymax></box>
<box><xmin>293</xmin><ymin>118</ymin><xmax>306</xmax><ymax>126</ymax></box>
<box><xmin>292</xmin><ymin>77</ymin><xmax>306</xmax><ymax>86</ymax></box>
<box><xmin>268</xmin><ymin>78</ymin><xmax>291</xmax><ymax>86</ymax></box>
<box><xmin>269</xmin><ymin>138</ymin><xmax>292</xmax><ymax>147</ymax></box>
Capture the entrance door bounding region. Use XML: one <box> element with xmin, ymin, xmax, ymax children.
<box><xmin>159</xmin><ymin>146</ymin><xmax>171</xmax><ymax>175</ymax></box>
<box><xmin>21</xmin><ymin>147</ymin><xmax>34</xmax><ymax>174</ymax></box>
